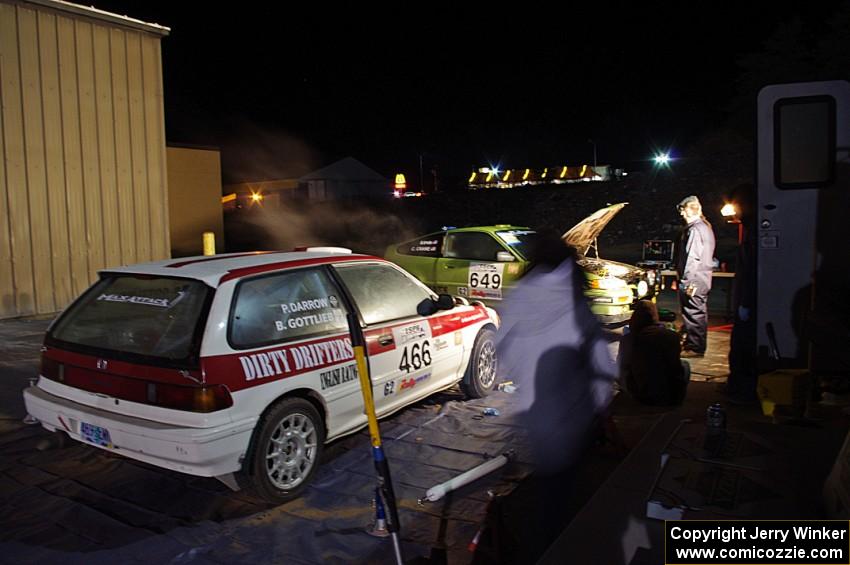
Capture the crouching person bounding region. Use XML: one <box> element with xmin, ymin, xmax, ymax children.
<box><xmin>618</xmin><ymin>300</ymin><xmax>691</xmax><ymax>406</ymax></box>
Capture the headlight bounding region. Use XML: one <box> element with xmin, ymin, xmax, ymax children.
<box><xmin>589</xmin><ymin>277</ymin><xmax>627</xmax><ymax>290</ymax></box>
<box><xmin>637</xmin><ymin>280</ymin><xmax>649</xmax><ymax>297</ymax></box>
<box><xmin>646</xmin><ymin>270</ymin><xmax>656</xmax><ymax>286</ymax></box>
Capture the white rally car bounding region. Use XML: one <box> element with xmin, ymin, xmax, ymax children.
<box><xmin>23</xmin><ymin>248</ymin><xmax>499</xmax><ymax>502</ymax></box>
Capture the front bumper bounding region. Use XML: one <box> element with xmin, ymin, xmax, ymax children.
<box><xmin>23</xmin><ymin>384</ymin><xmax>254</xmax><ymax>478</ymax></box>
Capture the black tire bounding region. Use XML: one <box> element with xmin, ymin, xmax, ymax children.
<box><xmin>461</xmin><ymin>327</ymin><xmax>498</xmax><ymax>398</ymax></box>
<box><xmin>239</xmin><ymin>397</ymin><xmax>325</xmax><ymax>503</ymax></box>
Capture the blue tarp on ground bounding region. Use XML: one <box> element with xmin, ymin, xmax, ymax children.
<box><xmin>0</xmin><ymin>378</ymin><xmax>532</xmax><ymax>564</ymax></box>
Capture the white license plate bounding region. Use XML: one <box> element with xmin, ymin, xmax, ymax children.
<box><xmin>80</xmin><ymin>422</ymin><xmax>112</xmax><ymax>448</ymax></box>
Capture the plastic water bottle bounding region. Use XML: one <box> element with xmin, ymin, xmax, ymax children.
<box><xmin>706</xmin><ymin>402</ymin><xmax>726</xmax><ymax>431</ymax></box>
<box><xmin>704</xmin><ymin>402</ymin><xmax>727</xmax><ymax>453</ymax></box>
<box><xmin>482</xmin><ymin>407</ymin><xmax>500</xmax><ymax>417</ymax></box>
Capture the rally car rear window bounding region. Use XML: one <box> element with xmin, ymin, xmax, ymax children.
<box><xmin>49</xmin><ymin>275</ymin><xmax>211</xmax><ymax>363</ymax></box>
<box><xmin>229</xmin><ymin>267</ymin><xmax>349</xmax><ymax>349</ymax></box>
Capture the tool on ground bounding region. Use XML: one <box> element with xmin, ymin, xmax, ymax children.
<box><xmin>419</xmin><ymin>451</ymin><xmax>515</xmax><ymax>504</ymax></box>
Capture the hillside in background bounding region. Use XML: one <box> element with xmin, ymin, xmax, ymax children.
<box><xmin>225</xmin><ymin>129</ymin><xmax>753</xmax><ymax>268</ymax></box>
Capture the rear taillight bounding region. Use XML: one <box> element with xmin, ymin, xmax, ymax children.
<box><xmin>40</xmin><ymin>356</ymin><xmax>65</xmax><ymax>382</ymax></box>
<box><xmin>148</xmin><ymin>383</ymin><xmax>233</xmax><ymax>413</ymax></box>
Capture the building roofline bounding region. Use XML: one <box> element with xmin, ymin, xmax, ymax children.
<box><xmin>14</xmin><ymin>0</ymin><xmax>170</xmax><ymax>36</ymax></box>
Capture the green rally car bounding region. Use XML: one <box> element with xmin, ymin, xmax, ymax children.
<box><xmin>385</xmin><ymin>202</ymin><xmax>654</xmax><ymax>323</ymax></box>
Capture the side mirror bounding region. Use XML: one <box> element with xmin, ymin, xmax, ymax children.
<box><xmin>417</xmin><ymin>298</ymin><xmax>438</xmax><ymax>317</ymax></box>
<box><xmin>496</xmin><ymin>251</ymin><xmax>515</xmax><ymax>262</ymax></box>
<box><xmin>416</xmin><ymin>294</ymin><xmax>456</xmax><ymax>317</ymax></box>
<box><xmin>436</xmin><ymin>293</ymin><xmax>454</xmax><ymax>310</ymax></box>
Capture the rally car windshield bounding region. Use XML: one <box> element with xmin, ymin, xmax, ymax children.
<box><xmin>49</xmin><ymin>275</ymin><xmax>211</xmax><ymax>364</ymax></box>
<box><xmin>496</xmin><ymin>230</ymin><xmax>538</xmax><ymax>260</ymax></box>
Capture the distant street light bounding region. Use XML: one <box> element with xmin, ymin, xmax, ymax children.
<box><xmin>654</xmin><ymin>152</ymin><xmax>671</xmax><ymax>165</ymax></box>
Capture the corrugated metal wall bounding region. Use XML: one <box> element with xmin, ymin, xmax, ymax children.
<box><xmin>0</xmin><ymin>1</ymin><xmax>170</xmax><ymax>319</ymax></box>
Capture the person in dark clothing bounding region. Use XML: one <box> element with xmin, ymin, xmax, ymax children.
<box><xmin>675</xmin><ymin>195</ymin><xmax>716</xmax><ymax>357</ymax></box>
<box><xmin>725</xmin><ymin>184</ymin><xmax>758</xmax><ymax>403</ymax></box>
<box><xmin>618</xmin><ymin>300</ymin><xmax>691</xmax><ymax>405</ymax></box>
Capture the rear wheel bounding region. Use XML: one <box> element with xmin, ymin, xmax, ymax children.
<box><xmin>239</xmin><ymin>397</ymin><xmax>324</xmax><ymax>503</ymax></box>
<box><xmin>461</xmin><ymin>328</ymin><xmax>498</xmax><ymax>398</ymax></box>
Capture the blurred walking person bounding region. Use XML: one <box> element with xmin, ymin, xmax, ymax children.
<box><xmin>493</xmin><ymin>231</ymin><xmax>617</xmax><ymax>561</ymax></box>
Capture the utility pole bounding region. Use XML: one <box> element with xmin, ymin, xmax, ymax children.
<box><xmin>418</xmin><ymin>153</ymin><xmax>424</xmax><ymax>194</ymax></box>
<box><xmin>588</xmin><ymin>139</ymin><xmax>597</xmax><ymax>170</ymax></box>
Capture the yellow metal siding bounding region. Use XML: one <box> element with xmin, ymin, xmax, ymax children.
<box><xmin>0</xmin><ymin>3</ymin><xmax>32</xmax><ymax>317</ymax></box>
<box><xmin>75</xmin><ymin>19</ymin><xmax>106</xmax><ymax>279</ymax></box>
<box><xmin>17</xmin><ymin>6</ymin><xmax>51</xmax><ymax>313</ymax></box>
<box><xmin>126</xmin><ymin>32</ymin><xmax>151</xmax><ymax>263</ymax></box>
<box><xmin>39</xmin><ymin>10</ymin><xmax>73</xmax><ymax>310</ymax></box>
<box><xmin>57</xmin><ymin>15</ymin><xmax>91</xmax><ymax>297</ymax></box>
<box><xmin>0</xmin><ymin>1</ymin><xmax>169</xmax><ymax>319</ymax></box>
<box><xmin>143</xmin><ymin>37</ymin><xmax>169</xmax><ymax>261</ymax></box>
<box><xmin>166</xmin><ymin>146</ymin><xmax>223</xmax><ymax>258</ymax></box>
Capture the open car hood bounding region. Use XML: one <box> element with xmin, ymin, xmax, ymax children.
<box><xmin>561</xmin><ymin>202</ymin><xmax>627</xmax><ymax>256</ymax></box>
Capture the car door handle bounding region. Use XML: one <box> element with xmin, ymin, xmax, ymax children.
<box><xmin>443</xmin><ymin>264</ymin><xmax>456</xmax><ymax>269</ymax></box>
<box><xmin>378</xmin><ymin>334</ymin><xmax>394</xmax><ymax>346</ymax></box>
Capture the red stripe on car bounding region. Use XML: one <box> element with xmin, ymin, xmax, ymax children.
<box><xmin>219</xmin><ymin>255</ymin><xmax>379</xmax><ymax>283</ymax></box>
<box><xmin>42</xmin><ymin>347</ymin><xmax>203</xmax><ymax>385</ymax></box>
<box><xmin>165</xmin><ymin>251</ymin><xmax>279</xmax><ymax>268</ymax></box>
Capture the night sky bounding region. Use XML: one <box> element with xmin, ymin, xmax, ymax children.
<box><xmin>89</xmin><ymin>2</ymin><xmax>847</xmax><ymax>185</ymax></box>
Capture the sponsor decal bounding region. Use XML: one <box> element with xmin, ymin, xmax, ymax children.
<box><xmin>237</xmin><ymin>336</ymin><xmax>354</xmax><ymax>381</ymax></box>
<box><xmin>470</xmin><ymin>287</ymin><xmax>502</xmax><ymax>300</ymax></box>
<box><xmin>319</xmin><ymin>363</ymin><xmax>358</xmax><ymax>390</ymax></box>
<box><xmin>454</xmin><ymin>331</ymin><xmax>463</xmax><ymax>345</ymax></box>
<box><xmin>393</xmin><ymin>321</ymin><xmax>430</xmax><ymax>346</ymax></box>
<box><xmin>328</xmin><ymin>295</ymin><xmax>339</xmax><ymax>308</ymax></box>
<box><xmin>507</xmin><ymin>264</ymin><xmax>520</xmax><ymax>275</ymax></box>
<box><xmin>460</xmin><ymin>312</ymin><xmax>486</xmax><ymax>323</ymax></box>
<box><xmin>434</xmin><ymin>338</ymin><xmax>449</xmax><ymax>351</ymax></box>
<box><xmin>399</xmin><ymin>372</ymin><xmax>431</xmax><ymax>391</ymax></box>
<box><xmin>457</xmin><ymin>286</ymin><xmax>468</xmax><ymax>296</ymax></box>
<box><xmin>97</xmin><ymin>291</ymin><xmax>186</xmax><ymax>308</ymax></box>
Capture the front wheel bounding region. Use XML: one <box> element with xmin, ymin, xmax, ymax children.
<box><xmin>239</xmin><ymin>397</ymin><xmax>325</xmax><ymax>503</ymax></box>
<box><xmin>461</xmin><ymin>328</ymin><xmax>498</xmax><ymax>398</ymax></box>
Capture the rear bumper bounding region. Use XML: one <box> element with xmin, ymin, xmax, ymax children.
<box><xmin>23</xmin><ymin>385</ymin><xmax>254</xmax><ymax>478</ymax></box>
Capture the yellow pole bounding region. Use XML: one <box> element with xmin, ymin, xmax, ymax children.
<box><xmin>353</xmin><ymin>341</ymin><xmax>382</xmax><ymax>447</ymax></box>
<box><xmin>346</xmin><ymin>313</ymin><xmax>403</xmax><ymax>562</ymax></box>
<box><xmin>202</xmin><ymin>231</ymin><xmax>216</xmax><ymax>256</ymax></box>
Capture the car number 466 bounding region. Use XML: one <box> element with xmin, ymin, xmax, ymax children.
<box><xmin>398</xmin><ymin>341</ymin><xmax>432</xmax><ymax>373</ymax></box>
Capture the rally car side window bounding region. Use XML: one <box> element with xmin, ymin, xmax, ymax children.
<box><xmin>396</xmin><ymin>233</ymin><xmax>445</xmax><ymax>257</ymax></box>
<box><xmin>333</xmin><ymin>263</ymin><xmax>433</xmax><ymax>325</ymax></box>
<box><xmin>444</xmin><ymin>232</ymin><xmax>508</xmax><ymax>261</ymax></box>
<box><xmin>229</xmin><ymin>267</ymin><xmax>348</xmax><ymax>349</ymax></box>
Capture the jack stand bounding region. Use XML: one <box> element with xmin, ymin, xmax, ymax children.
<box><xmin>367</xmin><ymin>487</ymin><xmax>390</xmax><ymax>538</ymax></box>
